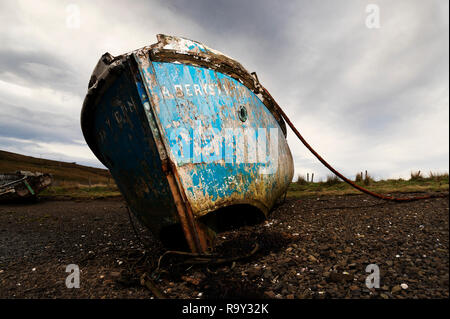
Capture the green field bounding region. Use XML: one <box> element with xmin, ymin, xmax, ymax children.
<box><xmin>42</xmin><ymin>171</ymin><xmax>449</xmax><ymax>200</ymax></box>
<box><xmin>2</xmin><ymin>150</ymin><xmax>447</xmax><ymax>200</ymax></box>
<box><xmin>40</xmin><ymin>185</ymin><xmax>120</xmax><ymax>200</ymax></box>
<box><xmin>287</xmin><ymin>172</ymin><xmax>449</xmax><ymax>199</ymax></box>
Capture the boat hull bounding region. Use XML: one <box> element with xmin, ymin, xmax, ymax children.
<box><xmin>81</xmin><ymin>35</ymin><xmax>294</xmax><ymax>250</ymax></box>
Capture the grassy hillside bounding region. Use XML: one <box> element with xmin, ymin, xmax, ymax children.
<box><xmin>0</xmin><ymin>150</ymin><xmax>120</xmax><ymax>199</ymax></box>
<box><xmin>0</xmin><ymin>150</ymin><xmax>112</xmax><ymax>186</ymax></box>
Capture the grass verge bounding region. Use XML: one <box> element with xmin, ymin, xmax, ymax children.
<box><xmin>287</xmin><ymin>173</ymin><xmax>449</xmax><ymax>199</ymax></box>
<box><xmin>40</xmin><ymin>185</ymin><xmax>121</xmax><ymax>200</ymax></box>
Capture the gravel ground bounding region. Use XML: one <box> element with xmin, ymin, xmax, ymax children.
<box><xmin>0</xmin><ymin>193</ymin><xmax>448</xmax><ymax>299</ymax></box>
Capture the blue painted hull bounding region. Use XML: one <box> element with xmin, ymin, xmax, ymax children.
<box><xmin>81</xmin><ymin>35</ymin><xmax>294</xmax><ymax>250</ymax></box>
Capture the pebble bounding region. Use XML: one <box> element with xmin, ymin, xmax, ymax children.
<box><xmin>391</xmin><ymin>285</ymin><xmax>402</xmax><ymax>294</ymax></box>
<box><xmin>263</xmin><ymin>269</ymin><xmax>273</xmax><ymax>279</ymax></box>
<box><xmin>264</xmin><ymin>290</ymin><xmax>276</xmax><ymax>298</ymax></box>
<box><xmin>327</xmin><ymin>272</ymin><xmax>354</xmax><ymax>283</ymax></box>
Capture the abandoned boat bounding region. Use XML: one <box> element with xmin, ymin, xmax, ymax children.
<box><xmin>81</xmin><ymin>35</ymin><xmax>294</xmax><ymax>252</ymax></box>
<box><xmin>0</xmin><ymin>171</ymin><xmax>52</xmax><ymax>202</ymax></box>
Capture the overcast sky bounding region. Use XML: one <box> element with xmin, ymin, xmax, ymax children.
<box><xmin>0</xmin><ymin>0</ymin><xmax>448</xmax><ymax>180</ymax></box>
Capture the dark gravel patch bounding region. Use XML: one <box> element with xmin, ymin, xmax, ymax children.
<box><xmin>0</xmin><ymin>193</ymin><xmax>448</xmax><ymax>299</ymax></box>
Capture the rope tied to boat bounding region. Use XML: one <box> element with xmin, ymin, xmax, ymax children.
<box><xmin>262</xmin><ymin>87</ymin><xmax>448</xmax><ymax>202</ymax></box>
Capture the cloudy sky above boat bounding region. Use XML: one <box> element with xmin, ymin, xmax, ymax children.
<box><xmin>0</xmin><ymin>0</ymin><xmax>448</xmax><ymax>180</ymax></box>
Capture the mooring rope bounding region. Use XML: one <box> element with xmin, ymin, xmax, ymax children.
<box><xmin>262</xmin><ymin>87</ymin><xmax>448</xmax><ymax>202</ymax></box>
<box><xmin>126</xmin><ymin>206</ymin><xmax>153</xmax><ymax>251</ymax></box>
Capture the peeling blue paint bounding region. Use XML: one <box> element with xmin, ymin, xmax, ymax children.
<box><xmin>135</xmin><ymin>57</ymin><xmax>294</xmax><ymax>215</ymax></box>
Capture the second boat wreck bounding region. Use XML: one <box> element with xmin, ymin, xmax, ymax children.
<box><xmin>0</xmin><ymin>171</ymin><xmax>52</xmax><ymax>202</ymax></box>
<box><xmin>81</xmin><ymin>35</ymin><xmax>294</xmax><ymax>252</ymax></box>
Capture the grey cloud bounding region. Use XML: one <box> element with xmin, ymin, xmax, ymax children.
<box><xmin>0</xmin><ymin>48</ymin><xmax>83</xmax><ymax>94</ymax></box>
<box><xmin>0</xmin><ymin>136</ymin><xmax>103</xmax><ymax>168</ymax></box>
<box><xmin>0</xmin><ymin>102</ymin><xmax>83</xmax><ymax>144</ymax></box>
<box><xmin>159</xmin><ymin>0</ymin><xmax>295</xmax><ymax>40</ymax></box>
